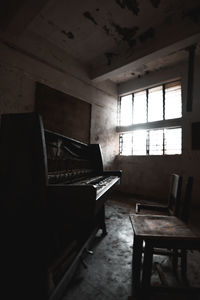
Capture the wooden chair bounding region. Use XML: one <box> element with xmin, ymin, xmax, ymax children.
<box><xmin>179</xmin><ymin>176</ymin><xmax>194</xmax><ymax>276</ymax></box>
<box><xmin>135</xmin><ymin>173</ymin><xmax>183</xmax><ymax>217</ymax></box>
<box><xmin>135</xmin><ymin>175</ymin><xmax>194</xmax><ymax>277</ymax></box>
<box><xmin>135</xmin><ymin>174</ymin><xmax>182</xmax><ymax>270</ymax></box>
<box><xmin>181</xmin><ymin>176</ymin><xmax>194</xmax><ymax>224</ymax></box>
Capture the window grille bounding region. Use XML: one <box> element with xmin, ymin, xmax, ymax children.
<box><xmin>119</xmin><ymin>81</ymin><xmax>182</xmax><ymax>156</ymax></box>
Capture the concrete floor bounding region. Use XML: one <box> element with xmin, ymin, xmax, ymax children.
<box><xmin>61</xmin><ymin>193</ymin><xmax>200</xmax><ymax>300</ymax></box>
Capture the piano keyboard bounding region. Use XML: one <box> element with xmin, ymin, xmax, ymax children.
<box><xmin>71</xmin><ymin>175</ymin><xmax>120</xmax><ymax>199</ymax></box>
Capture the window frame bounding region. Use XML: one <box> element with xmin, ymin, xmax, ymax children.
<box><xmin>117</xmin><ymin>80</ymin><xmax>182</xmax><ymax>156</ymax></box>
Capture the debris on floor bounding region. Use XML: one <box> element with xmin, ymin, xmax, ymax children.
<box><xmin>62</xmin><ymin>194</ymin><xmax>200</xmax><ymax>300</ymax></box>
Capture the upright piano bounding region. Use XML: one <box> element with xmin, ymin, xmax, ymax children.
<box><xmin>0</xmin><ymin>112</ymin><xmax>121</xmax><ymax>300</ymax></box>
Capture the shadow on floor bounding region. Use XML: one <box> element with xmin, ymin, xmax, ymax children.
<box><xmin>61</xmin><ymin>193</ymin><xmax>200</xmax><ymax>300</ymax></box>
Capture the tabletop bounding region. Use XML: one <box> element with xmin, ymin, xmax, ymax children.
<box><xmin>130</xmin><ymin>214</ymin><xmax>200</xmax><ymax>241</ymax></box>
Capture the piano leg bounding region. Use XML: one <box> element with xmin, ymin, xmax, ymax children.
<box><xmin>100</xmin><ymin>204</ymin><xmax>107</xmax><ymax>236</ymax></box>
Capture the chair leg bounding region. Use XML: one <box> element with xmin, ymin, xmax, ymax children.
<box><xmin>132</xmin><ymin>236</ymin><xmax>143</xmax><ymax>293</ymax></box>
<box><xmin>172</xmin><ymin>249</ymin><xmax>178</xmax><ymax>273</ymax></box>
<box><xmin>142</xmin><ymin>241</ymin><xmax>153</xmax><ymax>289</ymax></box>
<box><xmin>135</xmin><ymin>203</ymin><xmax>140</xmax><ymax>214</ymax></box>
<box><xmin>181</xmin><ymin>250</ymin><xmax>187</xmax><ymax>278</ymax></box>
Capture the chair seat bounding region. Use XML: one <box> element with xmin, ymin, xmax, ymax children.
<box><xmin>130</xmin><ymin>214</ymin><xmax>200</xmax><ymax>295</ymax></box>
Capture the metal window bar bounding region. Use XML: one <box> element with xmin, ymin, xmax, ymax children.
<box><xmin>163</xmin><ymin>84</ymin><xmax>165</xmax><ymax>120</ymax></box>
<box><xmin>162</xmin><ymin>129</ymin><xmax>165</xmax><ymax>155</ymax></box>
<box><xmin>131</xmin><ymin>132</ymin><xmax>133</xmax><ymax>155</ymax></box>
<box><xmin>146</xmin><ymin>130</ymin><xmax>150</xmax><ymax>155</ymax></box>
<box><xmin>146</xmin><ymin>90</ymin><xmax>149</xmax><ymax>155</ymax></box>
<box><xmin>146</xmin><ymin>89</ymin><xmax>149</xmax><ymax>123</ymax></box>
<box><xmin>119</xmin><ymin>81</ymin><xmax>182</xmax><ymax>156</ymax></box>
<box><xmin>119</xmin><ymin>96</ymin><xmax>122</xmax><ymax>126</ymax></box>
<box><xmin>119</xmin><ymin>134</ymin><xmax>123</xmax><ymax>154</ymax></box>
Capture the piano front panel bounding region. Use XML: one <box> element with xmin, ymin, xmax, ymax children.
<box><xmin>0</xmin><ymin>112</ymin><xmax>122</xmax><ymax>299</ymax></box>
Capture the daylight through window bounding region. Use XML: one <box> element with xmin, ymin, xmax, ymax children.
<box><xmin>119</xmin><ymin>81</ymin><xmax>182</xmax><ymax>155</ymax></box>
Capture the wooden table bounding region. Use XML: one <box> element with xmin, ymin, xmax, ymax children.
<box><xmin>129</xmin><ymin>214</ymin><xmax>200</xmax><ymax>296</ymax></box>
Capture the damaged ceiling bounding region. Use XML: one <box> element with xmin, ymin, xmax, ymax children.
<box><xmin>0</xmin><ymin>0</ymin><xmax>200</xmax><ymax>83</ymax></box>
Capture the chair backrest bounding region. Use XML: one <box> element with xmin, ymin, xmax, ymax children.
<box><xmin>181</xmin><ymin>176</ymin><xmax>194</xmax><ymax>224</ymax></box>
<box><xmin>168</xmin><ymin>174</ymin><xmax>182</xmax><ymax>216</ymax></box>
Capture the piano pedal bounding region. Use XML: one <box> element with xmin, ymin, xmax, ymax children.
<box><xmin>86</xmin><ymin>249</ymin><xmax>93</xmax><ymax>255</ymax></box>
<box><xmin>80</xmin><ymin>258</ymin><xmax>88</xmax><ymax>269</ymax></box>
<box><xmin>101</xmin><ymin>228</ymin><xmax>107</xmax><ymax>237</ymax></box>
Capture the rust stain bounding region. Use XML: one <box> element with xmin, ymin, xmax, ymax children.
<box><xmin>138</xmin><ymin>27</ymin><xmax>155</xmax><ymax>43</ymax></box>
<box><xmin>150</xmin><ymin>0</ymin><xmax>161</xmax><ymax>8</ymax></box>
<box><xmin>83</xmin><ymin>11</ymin><xmax>98</xmax><ymax>25</ymax></box>
<box><xmin>115</xmin><ymin>0</ymin><xmax>140</xmax><ymax>16</ymax></box>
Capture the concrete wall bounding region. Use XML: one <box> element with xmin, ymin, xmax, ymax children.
<box><xmin>0</xmin><ymin>36</ymin><xmax>118</xmax><ymax>168</ymax></box>
<box><xmin>116</xmin><ymin>56</ymin><xmax>200</xmax><ymax>207</ymax></box>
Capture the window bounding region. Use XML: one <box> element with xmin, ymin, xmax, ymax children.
<box><xmin>119</xmin><ymin>81</ymin><xmax>182</xmax><ymax>155</ymax></box>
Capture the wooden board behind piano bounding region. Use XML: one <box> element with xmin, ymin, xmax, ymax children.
<box><xmin>35</xmin><ymin>82</ymin><xmax>91</xmax><ymax>144</ymax></box>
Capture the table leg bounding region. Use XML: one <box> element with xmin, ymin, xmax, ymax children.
<box><xmin>142</xmin><ymin>241</ymin><xmax>153</xmax><ymax>289</ymax></box>
<box><xmin>132</xmin><ymin>235</ymin><xmax>143</xmax><ymax>293</ymax></box>
<box><xmin>181</xmin><ymin>249</ymin><xmax>187</xmax><ymax>278</ymax></box>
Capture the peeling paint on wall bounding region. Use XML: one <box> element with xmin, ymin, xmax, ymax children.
<box><xmin>61</xmin><ymin>30</ymin><xmax>74</xmax><ymax>39</ymax></box>
<box><xmin>115</xmin><ymin>0</ymin><xmax>140</xmax><ymax>16</ymax></box>
<box><xmin>150</xmin><ymin>0</ymin><xmax>161</xmax><ymax>8</ymax></box>
<box><xmin>115</xmin><ymin>0</ymin><xmax>126</xmax><ymax>9</ymax></box>
<box><xmin>111</xmin><ymin>23</ymin><xmax>138</xmax><ymax>47</ymax></box>
<box><xmin>83</xmin><ymin>11</ymin><xmax>98</xmax><ymax>25</ymax></box>
<box><xmin>104</xmin><ymin>52</ymin><xmax>118</xmax><ymax>65</ymax></box>
<box><xmin>138</xmin><ymin>27</ymin><xmax>155</xmax><ymax>43</ymax></box>
<box><xmin>103</xmin><ymin>25</ymin><xmax>110</xmax><ymax>36</ymax></box>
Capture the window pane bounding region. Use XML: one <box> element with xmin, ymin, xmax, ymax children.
<box><xmin>120</xmin><ymin>95</ymin><xmax>132</xmax><ymax>126</ymax></box>
<box><xmin>165</xmin><ymin>81</ymin><xmax>182</xmax><ymax>119</ymax></box>
<box><xmin>164</xmin><ymin>128</ymin><xmax>182</xmax><ymax>154</ymax></box>
<box><xmin>133</xmin><ymin>130</ymin><xmax>147</xmax><ymax>155</ymax></box>
<box><xmin>133</xmin><ymin>91</ymin><xmax>146</xmax><ymax>124</ymax></box>
<box><xmin>148</xmin><ymin>86</ymin><xmax>163</xmax><ymax>122</ymax></box>
<box><xmin>120</xmin><ymin>133</ymin><xmax>132</xmax><ymax>155</ymax></box>
<box><xmin>149</xmin><ymin>129</ymin><xmax>163</xmax><ymax>155</ymax></box>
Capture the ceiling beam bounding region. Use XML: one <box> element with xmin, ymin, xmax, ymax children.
<box><xmin>91</xmin><ymin>33</ymin><xmax>200</xmax><ymax>82</ymax></box>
